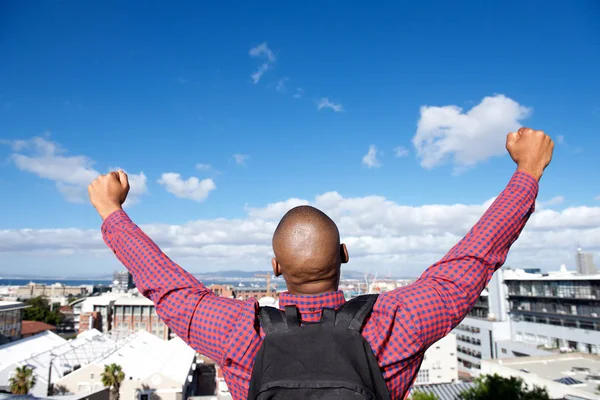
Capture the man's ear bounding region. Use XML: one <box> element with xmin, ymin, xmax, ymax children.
<box><xmin>271</xmin><ymin>257</ymin><xmax>282</xmax><ymax>277</ymax></box>
<box><xmin>340</xmin><ymin>243</ymin><xmax>349</xmax><ymax>264</ymax></box>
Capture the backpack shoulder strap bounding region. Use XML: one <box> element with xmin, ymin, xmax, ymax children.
<box><xmin>335</xmin><ymin>294</ymin><xmax>379</xmax><ymax>331</ymax></box>
<box><xmin>258</xmin><ymin>306</ymin><xmax>288</xmax><ymax>334</ymax></box>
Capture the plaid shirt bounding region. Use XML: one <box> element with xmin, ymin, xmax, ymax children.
<box><xmin>101</xmin><ymin>171</ymin><xmax>538</xmax><ymax>399</ymax></box>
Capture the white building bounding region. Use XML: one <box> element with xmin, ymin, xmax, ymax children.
<box><xmin>414</xmin><ymin>333</ymin><xmax>459</xmax><ymax>386</ymax></box>
<box><xmin>452</xmin><ymin>270</ymin><xmax>511</xmax><ymax>372</ymax></box>
<box><xmin>482</xmin><ymin>353</ymin><xmax>600</xmax><ymax>400</ymax></box>
<box><xmin>0</xmin><ymin>330</ymin><xmax>66</xmax><ymax>393</ymax></box>
<box><xmin>55</xmin><ymin>330</ymin><xmax>201</xmax><ymax>400</ymax></box>
<box><xmin>503</xmin><ymin>267</ymin><xmax>600</xmax><ymax>356</ymax></box>
<box><xmin>576</xmin><ymin>247</ymin><xmax>598</xmax><ymax>276</ymax></box>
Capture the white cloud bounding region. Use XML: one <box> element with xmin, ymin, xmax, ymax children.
<box><xmin>394</xmin><ymin>146</ymin><xmax>409</xmax><ymax>158</ymax></box>
<box><xmin>293</xmin><ymin>88</ymin><xmax>304</xmax><ymax>99</ymax></box>
<box><xmin>5</xmin><ymin>136</ymin><xmax>147</xmax><ymax>204</ymax></box>
<box><xmin>196</xmin><ymin>163</ymin><xmax>212</xmax><ymax>171</ymax></box>
<box><xmin>4</xmin><ymin>190</ymin><xmax>600</xmax><ymax>276</ymax></box>
<box><xmin>249</xmin><ymin>42</ymin><xmax>276</xmax><ymax>84</ymax></box>
<box><xmin>362</xmin><ymin>145</ymin><xmax>381</xmax><ymax>168</ymax></box>
<box><xmin>557</xmin><ymin>135</ymin><xmax>565</xmax><ymax>145</ymax></box>
<box><xmin>233</xmin><ymin>154</ymin><xmax>250</xmax><ymax>165</ymax></box>
<box><xmin>246</xmin><ymin>198</ymin><xmax>310</xmax><ymax>220</ymax></box>
<box><xmin>412</xmin><ymin>94</ymin><xmax>532</xmax><ymax>172</ymax></box>
<box><xmin>275</xmin><ymin>77</ymin><xmax>288</xmax><ymax>93</ymax></box>
<box><xmin>537</xmin><ymin>196</ymin><xmax>565</xmax><ymax>209</ymax></box>
<box><xmin>317</xmin><ymin>98</ymin><xmax>344</xmax><ymax>112</ymax></box>
<box><xmin>157</xmin><ymin>173</ymin><xmax>216</xmax><ymax>203</ymax></box>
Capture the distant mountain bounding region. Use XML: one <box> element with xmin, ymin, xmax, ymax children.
<box><xmin>2</xmin><ymin>269</ymin><xmax>411</xmax><ymax>281</ymax></box>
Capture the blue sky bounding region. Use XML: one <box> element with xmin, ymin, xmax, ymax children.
<box><xmin>1</xmin><ymin>1</ymin><xmax>600</xmax><ymax>276</ymax></box>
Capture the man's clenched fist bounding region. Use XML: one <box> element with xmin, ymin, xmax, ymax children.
<box><xmin>506</xmin><ymin>127</ymin><xmax>554</xmax><ymax>181</ymax></box>
<box><xmin>88</xmin><ymin>170</ymin><xmax>130</xmax><ymax>220</ymax></box>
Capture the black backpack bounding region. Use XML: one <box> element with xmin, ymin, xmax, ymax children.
<box><xmin>247</xmin><ymin>294</ymin><xmax>391</xmax><ymax>400</ymax></box>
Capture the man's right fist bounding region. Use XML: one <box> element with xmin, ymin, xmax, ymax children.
<box><xmin>88</xmin><ymin>170</ymin><xmax>130</xmax><ymax>221</ymax></box>
<box><xmin>506</xmin><ymin>127</ymin><xmax>554</xmax><ymax>181</ymax></box>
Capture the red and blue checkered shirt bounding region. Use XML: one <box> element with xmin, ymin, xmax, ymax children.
<box><xmin>101</xmin><ymin>171</ymin><xmax>538</xmax><ymax>400</ymax></box>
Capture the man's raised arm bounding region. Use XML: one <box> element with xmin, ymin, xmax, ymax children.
<box><xmin>88</xmin><ymin>171</ymin><xmax>255</xmax><ymax>365</ymax></box>
<box><xmin>392</xmin><ymin>128</ymin><xmax>554</xmax><ymax>349</ymax></box>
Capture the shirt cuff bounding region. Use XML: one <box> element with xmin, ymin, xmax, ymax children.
<box><xmin>101</xmin><ymin>209</ymin><xmax>133</xmax><ymax>235</ymax></box>
<box><xmin>509</xmin><ymin>170</ymin><xmax>539</xmax><ymax>212</ymax></box>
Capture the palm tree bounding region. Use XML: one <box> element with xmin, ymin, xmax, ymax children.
<box><xmin>101</xmin><ymin>363</ymin><xmax>125</xmax><ymax>400</ymax></box>
<box><xmin>9</xmin><ymin>365</ymin><xmax>37</xmax><ymax>395</ymax></box>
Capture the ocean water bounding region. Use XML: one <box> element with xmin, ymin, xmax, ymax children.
<box><xmin>0</xmin><ymin>278</ymin><xmax>270</xmax><ymax>287</ymax></box>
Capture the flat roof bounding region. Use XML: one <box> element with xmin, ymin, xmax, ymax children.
<box><xmin>0</xmin><ymin>301</ymin><xmax>28</xmax><ymax>311</ymax></box>
<box><xmin>113</xmin><ymin>296</ymin><xmax>154</xmax><ymax>306</ymax></box>
<box><xmin>488</xmin><ymin>353</ymin><xmax>600</xmax><ymax>396</ymax></box>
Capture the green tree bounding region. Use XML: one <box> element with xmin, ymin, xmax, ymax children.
<box><xmin>23</xmin><ymin>296</ymin><xmax>64</xmax><ymax>326</ymax></box>
<box><xmin>410</xmin><ymin>390</ymin><xmax>439</xmax><ymax>400</ymax></box>
<box><xmin>459</xmin><ymin>374</ymin><xmax>550</xmax><ymax>400</ymax></box>
<box><xmin>9</xmin><ymin>365</ymin><xmax>37</xmax><ymax>395</ymax></box>
<box><xmin>101</xmin><ymin>363</ymin><xmax>125</xmax><ymax>400</ymax></box>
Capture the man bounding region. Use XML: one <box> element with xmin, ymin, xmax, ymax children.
<box><xmin>88</xmin><ymin>127</ymin><xmax>553</xmax><ymax>399</ymax></box>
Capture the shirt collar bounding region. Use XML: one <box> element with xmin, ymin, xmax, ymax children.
<box><xmin>278</xmin><ymin>290</ymin><xmax>346</xmax><ymax>314</ymax></box>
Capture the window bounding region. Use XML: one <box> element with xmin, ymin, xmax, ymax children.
<box><xmin>416</xmin><ymin>369</ymin><xmax>429</xmax><ymax>384</ymax></box>
<box><xmin>501</xmin><ymin>348</ymin><xmax>507</xmax><ymax>354</ymax></box>
<box><xmin>139</xmin><ymin>395</ymin><xmax>149</xmax><ymax>400</ymax></box>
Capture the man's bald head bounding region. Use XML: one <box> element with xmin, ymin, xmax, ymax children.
<box><xmin>271</xmin><ymin>205</ymin><xmax>348</xmax><ymax>295</ymax></box>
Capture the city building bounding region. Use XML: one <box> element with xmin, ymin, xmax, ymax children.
<box><xmin>112</xmin><ymin>296</ymin><xmax>172</xmax><ymax>340</ymax></box>
<box><xmin>0</xmin><ymin>301</ymin><xmax>29</xmax><ymax>344</ymax></box>
<box><xmin>75</xmin><ymin>293</ymin><xmax>122</xmax><ymax>334</ymax></box>
<box><xmin>112</xmin><ymin>270</ymin><xmax>135</xmax><ymax>292</ymax></box>
<box><xmin>414</xmin><ymin>334</ymin><xmax>459</xmax><ymax>386</ymax></box>
<box><xmin>482</xmin><ymin>353</ymin><xmax>600</xmax><ymax>400</ymax></box>
<box><xmin>232</xmin><ymin>286</ymin><xmax>279</xmax><ymax>301</ymax></box>
<box><xmin>0</xmin><ymin>330</ymin><xmax>67</xmax><ymax>393</ymax></box>
<box><xmin>14</xmin><ymin>282</ymin><xmax>91</xmax><ymax>301</ymax></box>
<box><xmin>452</xmin><ymin>270</ymin><xmax>511</xmax><ymax>372</ymax></box>
<box><xmin>576</xmin><ymin>247</ymin><xmax>598</xmax><ymax>275</ymax></box>
<box><xmin>54</xmin><ymin>330</ymin><xmax>201</xmax><ymax>400</ymax></box>
<box><xmin>74</xmin><ymin>292</ymin><xmax>173</xmax><ymax>341</ymax></box>
<box><xmin>504</xmin><ymin>267</ymin><xmax>600</xmax><ymax>356</ymax></box>
<box><xmin>21</xmin><ymin>320</ymin><xmax>57</xmax><ymax>338</ymax></box>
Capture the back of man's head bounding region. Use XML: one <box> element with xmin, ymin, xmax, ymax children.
<box><xmin>271</xmin><ymin>205</ymin><xmax>348</xmax><ymax>295</ymax></box>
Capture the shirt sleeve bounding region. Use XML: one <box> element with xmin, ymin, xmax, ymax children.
<box><xmin>387</xmin><ymin>171</ymin><xmax>538</xmax><ymax>349</ymax></box>
<box><xmin>101</xmin><ymin>210</ymin><xmax>257</xmax><ymax>365</ymax></box>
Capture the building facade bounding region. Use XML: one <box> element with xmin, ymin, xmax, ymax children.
<box><xmin>504</xmin><ymin>269</ymin><xmax>600</xmax><ymax>355</ymax></box>
<box><xmin>452</xmin><ymin>271</ymin><xmax>511</xmax><ymax>372</ymax></box>
<box><xmin>0</xmin><ymin>301</ymin><xmax>28</xmax><ymax>344</ymax></box>
<box><xmin>112</xmin><ymin>270</ymin><xmax>135</xmax><ymax>292</ymax></box>
<box><xmin>14</xmin><ymin>282</ymin><xmax>90</xmax><ymax>300</ymax></box>
<box><xmin>576</xmin><ymin>248</ymin><xmax>598</xmax><ymax>275</ymax></box>
<box><xmin>414</xmin><ymin>333</ymin><xmax>459</xmax><ymax>386</ymax></box>
<box><xmin>76</xmin><ymin>294</ymin><xmax>171</xmax><ymax>340</ymax></box>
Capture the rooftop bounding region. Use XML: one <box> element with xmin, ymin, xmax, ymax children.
<box><xmin>113</xmin><ymin>296</ymin><xmax>154</xmax><ymax>306</ymax></box>
<box><xmin>91</xmin><ymin>330</ymin><xmax>195</xmax><ymax>381</ymax></box>
<box><xmin>21</xmin><ymin>321</ymin><xmax>57</xmax><ymax>336</ymax></box>
<box><xmin>410</xmin><ymin>382</ymin><xmax>476</xmax><ymax>400</ymax></box>
<box><xmin>487</xmin><ymin>353</ymin><xmax>600</xmax><ymax>396</ymax></box>
<box><xmin>0</xmin><ymin>331</ymin><xmax>66</xmax><ymax>372</ymax></box>
<box><xmin>503</xmin><ymin>268</ymin><xmax>600</xmax><ymax>281</ymax></box>
<box><xmin>0</xmin><ymin>300</ymin><xmax>29</xmax><ymax>312</ymax></box>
